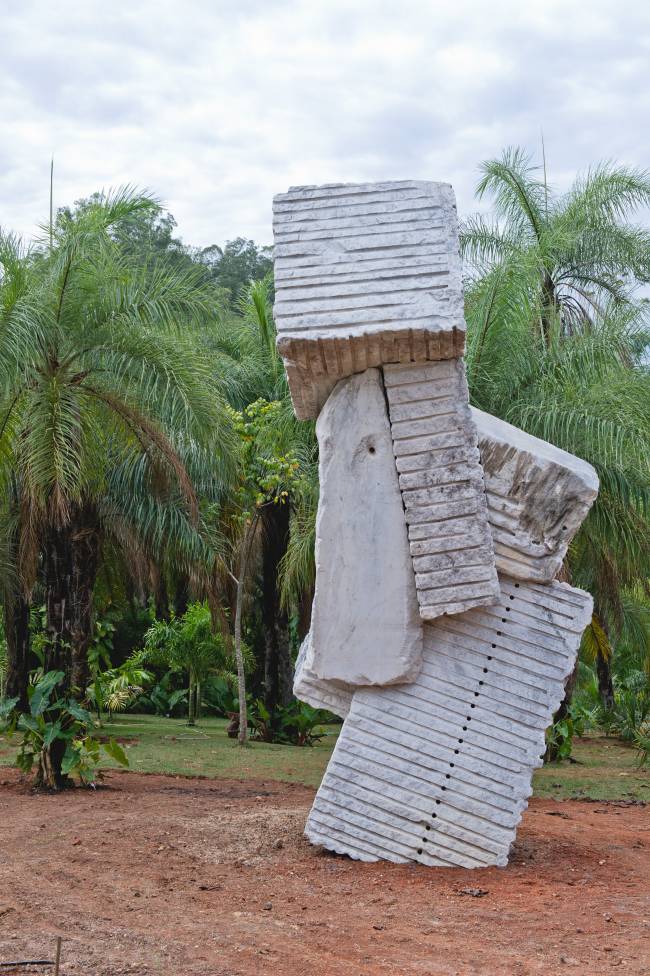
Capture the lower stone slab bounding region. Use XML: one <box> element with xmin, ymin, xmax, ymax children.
<box><xmin>304</xmin><ymin>577</ymin><xmax>592</xmax><ymax>867</ymax></box>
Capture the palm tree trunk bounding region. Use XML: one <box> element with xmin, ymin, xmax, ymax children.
<box><xmin>596</xmin><ymin>649</ymin><xmax>615</xmax><ymax>710</ymax></box>
<box><xmin>70</xmin><ymin>508</ymin><xmax>100</xmax><ymax>694</ymax></box>
<box><xmin>593</xmin><ymin>612</ymin><xmax>615</xmax><ymax>710</ymax></box>
<box><xmin>43</xmin><ymin>520</ymin><xmax>77</xmax><ymax>788</ymax></box>
<box><xmin>195</xmin><ymin>680</ymin><xmax>201</xmax><ymax>720</ymax></box>
<box><xmin>261</xmin><ymin>504</ymin><xmax>293</xmax><ymax>713</ymax></box>
<box><xmin>152</xmin><ymin>565</ymin><xmax>170</xmax><ymax>621</ymax></box>
<box><xmin>188</xmin><ymin>669</ymin><xmax>196</xmax><ymax>726</ymax></box>
<box><xmin>234</xmin><ymin>516</ymin><xmax>258</xmax><ymax>746</ymax></box>
<box><xmin>44</xmin><ymin>522</ymin><xmax>75</xmax><ymax>683</ymax></box>
<box><xmin>546</xmin><ymin>659</ymin><xmax>580</xmax><ymax>762</ymax></box>
<box><xmin>541</xmin><ymin>273</ymin><xmax>557</xmax><ymax>344</ymax></box>
<box><xmin>173</xmin><ymin>575</ymin><xmax>189</xmax><ymax>618</ymax></box>
<box><xmin>4</xmin><ymin>588</ymin><xmax>31</xmax><ymax>711</ymax></box>
<box><xmin>43</xmin><ymin>504</ymin><xmax>100</xmax><ymax>787</ymax></box>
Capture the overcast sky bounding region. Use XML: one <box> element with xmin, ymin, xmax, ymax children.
<box><xmin>2</xmin><ymin>0</ymin><xmax>649</xmax><ymax>248</ymax></box>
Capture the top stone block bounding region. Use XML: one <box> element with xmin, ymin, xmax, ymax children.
<box><xmin>273</xmin><ymin>181</ymin><xmax>465</xmax><ymax>419</ymax></box>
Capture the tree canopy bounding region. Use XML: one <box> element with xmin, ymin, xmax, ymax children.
<box><xmin>462</xmin><ymin>147</ymin><xmax>650</xmax><ymax>706</ymax></box>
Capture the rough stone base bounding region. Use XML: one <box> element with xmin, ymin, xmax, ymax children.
<box><xmin>304</xmin><ymin>577</ymin><xmax>592</xmax><ymax>867</ymax></box>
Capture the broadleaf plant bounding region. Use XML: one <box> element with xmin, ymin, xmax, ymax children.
<box><xmin>1</xmin><ymin>669</ymin><xmax>128</xmax><ymax>789</ymax></box>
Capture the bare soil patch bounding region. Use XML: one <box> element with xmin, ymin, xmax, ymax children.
<box><xmin>0</xmin><ymin>769</ymin><xmax>648</xmax><ymax>975</ymax></box>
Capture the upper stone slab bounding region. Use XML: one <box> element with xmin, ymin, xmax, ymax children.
<box><xmin>273</xmin><ymin>181</ymin><xmax>465</xmax><ymax>419</ymax></box>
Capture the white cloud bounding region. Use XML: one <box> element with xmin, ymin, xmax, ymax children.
<box><xmin>1</xmin><ymin>0</ymin><xmax>649</xmax><ymax>247</ymax></box>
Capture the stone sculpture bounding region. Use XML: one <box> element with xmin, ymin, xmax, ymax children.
<box><xmin>273</xmin><ymin>180</ymin><xmax>599</xmax><ymax>868</ymax></box>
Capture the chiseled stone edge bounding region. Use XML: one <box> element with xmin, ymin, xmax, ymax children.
<box><xmin>472</xmin><ymin>408</ymin><xmax>599</xmax><ymax>581</ymax></box>
<box><xmin>293</xmin><ymin>633</ymin><xmax>353</xmax><ymax>718</ymax></box>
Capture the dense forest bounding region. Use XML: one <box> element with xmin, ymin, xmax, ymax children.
<box><xmin>1</xmin><ymin>150</ymin><xmax>649</xmax><ymax>786</ymax></box>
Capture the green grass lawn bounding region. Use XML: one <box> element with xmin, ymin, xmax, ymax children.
<box><xmin>533</xmin><ymin>735</ymin><xmax>650</xmax><ymax>801</ymax></box>
<box><xmin>0</xmin><ymin>713</ymin><xmax>340</xmax><ymax>789</ymax></box>
<box><xmin>1</xmin><ymin>714</ymin><xmax>648</xmax><ymax>799</ymax></box>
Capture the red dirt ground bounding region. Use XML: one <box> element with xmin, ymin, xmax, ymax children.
<box><xmin>0</xmin><ymin>769</ymin><xmax>648</xmax><ymax>976</ymax></box>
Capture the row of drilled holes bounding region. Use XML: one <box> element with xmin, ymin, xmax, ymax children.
<box><xmin>417</xmin><ymin>585</ymin><xmax>520</xmax><ymax>857</ymax></box>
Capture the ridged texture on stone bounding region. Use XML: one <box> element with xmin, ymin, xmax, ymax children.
<box><xmin>293</xmin><ymin>633</ymin><xmax>353</xmax><ymax>719</ymax></box>
<box><xmin>305</xmin><ymin>577</ymin><xmax>592</xmax><ymax>867</ymax></box>
<box><xmin>311</xmin><ymin>369</ymin><xmax>423</xmax><ymax>686</ymax></box>
<box><xmin>384</xmin><ymin>360</ymin><xmax>499</xmax><ymax>620</ymax></box>
<box><xmin>472</xmin><ymin>409</ymin><xmax>599</xmax><ymax>582</ymax></box>
<box><xmin>272</xmin><ymin>181</ymin><xmax>465</xmax><ymax>419</ymax></box>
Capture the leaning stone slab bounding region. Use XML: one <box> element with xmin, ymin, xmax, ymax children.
<box><xmin>273</xmin><ymin>181</ymin><xmax>465</xmax><ymax>419</ymax></box>
<box><xmin>304</xmin><ymin>577</ymin><xmax>593</xmax><ymax>867</ymax></box>
<box><xmin>472</xmin><ymin>409</ymin><xmax>599</xmax><ymax>581</ymax></box>
<box><xmin>384</xmin><ymin>360</ymin><xmax>500</xmax><ymax>620</ymax></box>
<box><xmin>309</xmin><ymin>367</ymin><xmax>423</xmax><ymax>686</ymax></box>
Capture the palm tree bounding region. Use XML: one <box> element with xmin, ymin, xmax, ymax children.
<box><xmin>141</xmin><ymin>603</ymin><xmax>235</xmax><ymax>726</ymax></box>
<box><xmin>461</xmin><ymin>148</ymin><xmax>650</xmax><ymax>707</ymax></box>
<box><xmin>208</xmin><ymin>276</ymin><xmax>319</xmax><ymax>717</ymax></box>
<box><xmin>0</xmin><ymin>190</ymin><xmax>236</xmax><ymax>713</ymax></box>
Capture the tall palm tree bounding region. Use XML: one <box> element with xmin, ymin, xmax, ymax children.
<box><xmin>461</xmin><ymin>148</ymin><xmax>650</xmax><ymax>706</ymax></box>
<box><xmin>0</xmin><ymin>190</ymin><xmax>236</xmax><ymax>709</ymax></box>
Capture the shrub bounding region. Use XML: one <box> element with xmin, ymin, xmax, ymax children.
<box><xmin>248</xmin><ymin>698</ymin><xmax>328</xmax><ymax>747</ymax></box>
<box><xmin>0</xmin><ymin>670</ymin><xmax>127</xmax><ymax>788</ymax></box>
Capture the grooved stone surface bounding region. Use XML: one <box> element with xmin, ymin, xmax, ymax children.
<box><xmin>305</xmin><ymin>577</ymin><xmax>593</xmax><ymax>867</ymax></box>
<box><xmin>293</xmin><ymin>633</ymin><xmax>354</xmax><ymax>718</ymax></box>
<box><xmin>472</xmin><ymin>409</ymin><xmax>599</xmax><ymax>581</ymax></box>
<box><xmin>384</xmin><ymin>360</ymin><xmax>500</xmax><ymax>620</ymax></box>
<box><xmin>272</xmin><ymin>181</ymin><xmax>465</xmax><ymax>419</ymax></box>
<box><xmin>310</xmin><ymin>368</ymin><xmax>423</xmax><ymax>686</ymax></box>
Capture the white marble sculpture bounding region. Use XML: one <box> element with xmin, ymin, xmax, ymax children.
<box><xmin>273</xmin><ymin>180</ymin><xmax>598</xmax><ymax>868</ymax></box>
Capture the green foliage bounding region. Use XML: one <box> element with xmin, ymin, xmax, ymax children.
<box><xmin>463</xmin><ymin>147</ymin><xmax>650</xmax><ymax>727</ymax></box>
<box><xmin>133</xmin><ymin>671</ymin><xmax>188</xmax><ymax>717</ymax></box>
<box><xmin>573</xmin><ymin>661</ymin><xmax>650</xmax><ymax>752</ymax></box>
<box><xmin>230</xmin><ymin>398</ymin><xmax>303</xmax><ymax>520</ymax></box>
<box><xmin>202</xmin><ymin>674</ymin><xmax>239</xmax><ymax>717</ymax></box>
<box><xmin>140</xmin><ymin>603</ymin><xmax>250</xmax><ymax>725</ymax></box>
<box><xmin>110</xmin><ymin>603</ymin><xmax>154</xmax><ymax>666</ymax></box>
<box><xmin>248</xmin><ymin>698</ymin><xmax>327</xmax><ymax>747</ymax></box>
<box><xmin>0</xmin><ymin>621</ymin><xmax>7</xmax><ymax>700</ymax></box>
<box><xmin>634</xmin><ymin>729</ymin><xmax>650</xmax><ymax>766</ymax></box>
<box><xmin>141</xmin><ymin>603</ymin><xmax>241</xmax><ymax>680</ymax></box>
<box><xmin>545</xmin><ymin>704</ymin><xmax>586</xmax><ymax>762</ymax></box>
<box><xmin>599</xmin><ymin>672</ymin><xmax>650</xmax><ymax>742</ymax></box>
<box><xmin>0</xmin><ymin>670</ymin><xmax>128</xmax><ymax>787</ymax></box>
<box><xmin>207</xmin><ymin>274</ymin><xmax>318</xmax><ymax>614</ymax></box>
<box><xmin>0</xmin><ymin>187</ymin><xmax>237</xmax><ymax>632</ymax></box>
<box><xmin>88</xmin><ymin>656</ymin><xmax>153</xmax><ymax>717</ymax></box>
<box><xmin>199</xmin><ymin>237</ymin><xmax>272</xmax><ymax>306</ymax></box>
